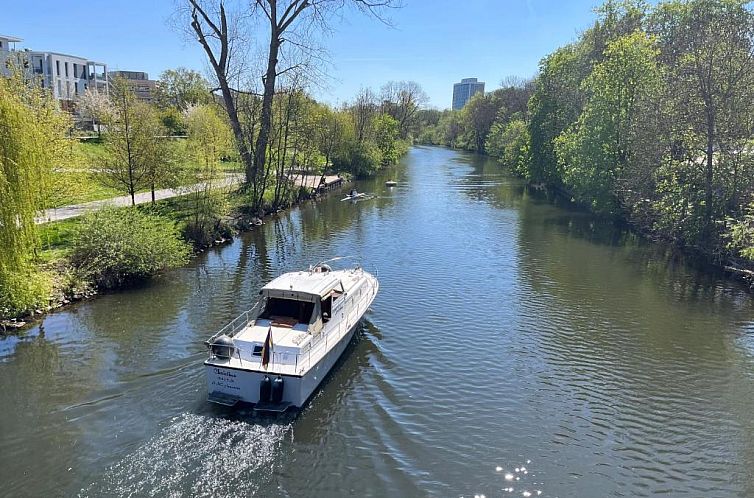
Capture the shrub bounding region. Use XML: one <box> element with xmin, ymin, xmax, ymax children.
<box><xmin>71</xmin><ymin>207</ymin><xmax>192</xmax><ymax>289</ymax></box>
<box><xmin>0</xmin><ymin>269</ymin><xmax>52</xmax><ymax>319</ymax></box>
<box><xmin>333</xmin><ymin>141</ymin><xmax>381</xmax><ymax>177</ymax></box>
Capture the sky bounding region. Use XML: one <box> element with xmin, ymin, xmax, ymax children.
<box><xmin>1</xmin><ymin>0</ymin><xmax>604</xmax><ymax>109</ymax></box>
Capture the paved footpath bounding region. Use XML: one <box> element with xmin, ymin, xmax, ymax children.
<box><xmin>36</xmin><ymin>175</ymin><xmax>243</xmax><ymax>224</ymax></box>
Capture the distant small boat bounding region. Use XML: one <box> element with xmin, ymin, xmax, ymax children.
<box><xmin>341</xmin><ymin>189</ymin><xmax>368</xmax><ymax>201</ymax></box>
<box><xmin>385</xmin><ymin>180</ymin><xmax>398</xmax><ymax>187</ymax></box>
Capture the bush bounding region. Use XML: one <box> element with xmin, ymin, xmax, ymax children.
<box><xmin>183</xmin><ymin>218</ymin><xmax>233</xmax><ymax>248</ymax></box>
<box><xmin>0</xmin><ymin>269</ymin><xmax>52</xmax><ymax>319</ymax></box>
<box><xmin>334</xmin><ymin>141</ymin><xmax>381</xmax><ymax>177</ymax></box>
<box><xmin>71</xmin><ymin>207</ymin><xmax>192</xmax><ymax>289</ymax></box>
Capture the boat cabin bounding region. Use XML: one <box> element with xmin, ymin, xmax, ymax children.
<box><xmin>258</xmin><ymin>269</ymin><xmax>346</xmax><ymax>333</ymax></box>
<box><xmin>232</xmin><ymin>269</ymin><xmax>347</xmax><ymax>364</ymax></box>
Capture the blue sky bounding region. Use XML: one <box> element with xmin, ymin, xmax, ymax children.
<box><xmin>2</xmin><ymin>0</ymin><xmax>602</xmax><ymax>108</ymax></box>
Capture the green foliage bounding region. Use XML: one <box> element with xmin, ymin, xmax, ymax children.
<box><xmin>71</xmin><ymin>207</ymin><xmax>191</xmax><ymax>289</ymax></box>
<box><xmin>487</xmin><ymin>118</ymin><xmax>531</xmax><ymax>177</ymax></box>
<box><xmin>726</xmin><ymin>201</ymin><xmax>754</xmax><ymax>260</ymax></box>
<box><xmin>183</xmin><ymin>105</ymin><xmax>233</xmax><ymax>247</ymax></box>
<box><xmin>0</xmin><ymin>269</ymin><xmax>52</xmax><ymax>319</ymax></box>
<box><xmin>100</xmin><ymin>78</ymin><xmax>177</xmax><ymax>203</ymax></box>
<box><xmin>334</xmin><ymin>141</ymin><xmax>381</xmax><ymax>177</ymax></box>
<box><xmin>160</xmin><ymin>107</ymin><xmax>187</xmax><ymax>135</ymax></box>
<box><xmin>373</xmin><ymin>113</ymin><xmax>401</xmax><ymax>165</ymax></box>
<box><xmin>156</xmin><ymin>68</ymin><xmax>211</xmax><ymax>111</ymax></box>
<box><xmin>460</xmin><ymin>91</ymin><xmax>506</xmax><ymax>152</ymax></box>
<box><xmin>0</xmin><ymin>65</ymin><xmax>71</xmax><ymax>318</ymax></box>
<box><xmin>555</xmin><ymin>31</ymin><xmax>662</xmax><ymax>214</ymax></box>
<box><xmin>527</xmin><ymin>44</ymin><xmax>587</xmax><ymax>185</ymax></box>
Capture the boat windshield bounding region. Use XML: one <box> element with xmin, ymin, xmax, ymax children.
<box><xmin>260</xmin><ymin>297</ymin><xmax>314</xmax><ymax>325</ymax></box>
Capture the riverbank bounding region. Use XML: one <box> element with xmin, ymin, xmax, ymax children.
<box><xmin>419</xmin><ymin>141</ymin><xmax>754</xmax><ymax>292</ymax></box>
<box><xmin>1</xmin><ymin>178</ymin><xmax>349</xmax><ymax>333</ymax></box>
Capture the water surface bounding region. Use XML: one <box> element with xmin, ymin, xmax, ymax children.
<box><xmin>2</xmin><ymin>146</ymin><xmax>754</xmax><ymax>497</ymax></box>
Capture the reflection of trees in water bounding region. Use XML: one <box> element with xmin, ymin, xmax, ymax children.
<box><xmin>448</xmin><ymin>149</ymin><xmax>531</xmax><ymax>211</ymax></box>
<box><xmin>76</xmin><ymin>275</ymin><xmax>192</xmax><ymax>354</ymax></box>
<box><xmin>0</xmin><ymin>325</ymin><xmax>86</xmax><ymax>497</ymax></box>
<box><xmin>511</xmin><ymin>165</ymin><xmax>754</xmax><ymax>493</ymax></box>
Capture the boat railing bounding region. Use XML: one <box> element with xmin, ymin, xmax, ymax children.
<box><xmin>208</xmin><ymin>273</ymin><xmax>378</xmax><ymax>371</ymax></box>
<box><xmin>284</xmin><ymin>275</ymin><xmax>378</xmax><ymax>373</ymax></box>
<box><xmin>207</xmin><ymin>300</ymin><xmax>264</xmax><ymax>344</ymax></box>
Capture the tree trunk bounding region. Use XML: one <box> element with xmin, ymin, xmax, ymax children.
<box><xmin>151</xmin><ymin>183</ymin><xmax>156</xmax><ymax>205</ymax></box>
<box><xmin>217</xmin><ymin>73</ymin><xmax>254</xmax><ymax>184</ymax></box>
<box><xmin>705</xmin><ymin>113</ymin><xmax>715</xmax><ymax>229</ymax></box>
<box><xmin>253</xmin><ymin>30</ymin><xmax>280</xmax><ymax>206</ymax></box>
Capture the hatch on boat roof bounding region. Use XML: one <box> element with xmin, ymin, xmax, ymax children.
<box><xmin>261</xmin><ymin>271</ymin><xmax>343</xmax><ymax>303</ymax></box>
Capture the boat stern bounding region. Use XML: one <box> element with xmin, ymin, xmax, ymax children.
<box><xmin>205</xmin><ymin>360</ymin><xmax>304</xmax><ymax>410</ymax></box>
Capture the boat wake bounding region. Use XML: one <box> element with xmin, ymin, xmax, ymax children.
<box><xmin>80</xmin><ymin>412</ymin><xmax>292</xmax><ymax>497</ymax></box>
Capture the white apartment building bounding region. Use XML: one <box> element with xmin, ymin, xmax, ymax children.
<box><xmin>0</xmin><ymin>34</ymin><xmax>108</xmax><ymax>106</ymax></box>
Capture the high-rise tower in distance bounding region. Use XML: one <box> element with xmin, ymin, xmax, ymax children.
<box><xmin>452</xmin><ymin>78</ymin><xmax>485</xmax><ymax>110</ymax></box>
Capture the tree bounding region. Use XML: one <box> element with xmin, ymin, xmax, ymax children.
<box><xmin>373</xmin><ymin>113</ymin><xmax>400</xmax><ymax>165</ymax></box>
<box><xmin>555</xmin><ymin>31</ymin><xmax>663</xmax><ymax>214</ymax></box>
<box><xmin>156</xmin><ymin>67</ymin><xmax>212</xmax><ymax>111</ymax></box>
<box><xmin>0</xmin><ymin>69</ymin><xmax>70</xmax><ymax>316</ymax></box>
<box><xmin>185</xmin><ymin>0</ymin><xmax>398</xmax><ymax>211</ymax></box>
<box><xmin>99</xmin><ymin>78</ymin><xmax>171</xmax><ymax>206</ymax></box>
<box><xmin>76</xmin><ymin>88</ymin><xmax>111</xmax><ymax>137</ymax></box>
<box><xmin>351</xmin><ymin>87</ymin><xmax>377</xmax><ymax>143</ymax></box>
<box><xmin>184</xmin><ymin>104</ymin><xmax>233</xmax><ymax>246</ymax></box>
<box><xmin>486</xmin><ymin>117</ymin><xmax>530</xmax><ymax>177</ymax></box>
<box><xmin>380</xmin><ymin>80</ymin><xmax>429</xmax><ymax>138</ymax></box>
<box><xmin>650</xmin><ymin>0</ymin><xmax>754</xmax><ymax>243</ymax></box>
<box><xmin>461</xmin><ymin>91</ymin><xmax>505</xmax><ymax>152</ymax></box>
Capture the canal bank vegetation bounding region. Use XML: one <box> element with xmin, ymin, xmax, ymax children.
<box><xmin>420</xmin><ymin>0</ymin><xmax>754</xmax><ymax>284</ymax></box>
<box><xmin>1</xmin><ymin>45</ymin><xmax>423</xmax><ymax>322</ymax></box>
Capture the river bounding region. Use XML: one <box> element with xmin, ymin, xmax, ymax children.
<box><xmin>2</xmin><ymin>146</ymin><xmax>754</xmax><ymax>497</ymax></box>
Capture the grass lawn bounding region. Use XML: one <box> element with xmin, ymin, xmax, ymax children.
<box><xmin>38</xmin><ymin>217</ymin><xmax>81</xmax><ymax>262</ymax></box>
<box><xmin>45</xmin><ymin>172</ymin><xmax>125</xmax><ymax>209</ymax></box>
<box><xmin>46</xmin><ymin>139</ymin><xmax>241</xmax><ymax>209</ymax></box>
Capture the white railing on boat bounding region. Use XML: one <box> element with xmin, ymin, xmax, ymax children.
<box><xmin>206</xmin><ymin>274</ymin><xmax>378</xmax><ymax>374</ymax></box>
<box><xmin>206</xmin><ymin>300</ymin><xmax>265</xmax><ymax>344</ymax></box>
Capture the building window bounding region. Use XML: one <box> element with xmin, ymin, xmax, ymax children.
<box><xmin>65</xmin><ymin>62</ymin><xmax>69</xmax><ymax>77</ymax></box>
<box><xmin>57</xmin><ymin>80</ymin><xmax>62</xmax><ymax>97</ymax></box>
<box><xmin>73</xmin><ymin>63</ymin><xmax>77</xmax><ymax>78</ymax></box>
<box><xmin>56</xmin><ymin>60</ymin><xmax>60</xmax><ymax>76</ymax></box>
<box><xmin>0</xmin><ymin>41</ymin><xmax>3</xmax><ymax>49</ymax></box>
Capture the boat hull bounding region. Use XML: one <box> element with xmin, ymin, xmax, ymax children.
<box><xmin>205</xmin><ymin>320</ymin><xmax>360</xmax><ymax>409</ymax></box>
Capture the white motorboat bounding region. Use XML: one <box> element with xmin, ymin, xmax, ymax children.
<box><xmin>204</xmin><ymin>262</ymin><xmax>379</xmax><ymax>411</ymax></box>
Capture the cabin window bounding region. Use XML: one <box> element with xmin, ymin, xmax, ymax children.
<box><xmin>252</xmin><ymin>345</ymin><xmax>263</xmax><ymax>356</ymax></box>
<box><xmin>260</xmin><ymin>297</ymin><xmax>314</xmax><ymax>324</ymax></box>
<box><xmin>321</xmin><ymin>296</ymin><xmax>332</xmax><ymax>322</ymax></box>
<box><xmin>321</xmin><ymin>290</ymin><xmax>343</xmax><ymax>322</ymax></box>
